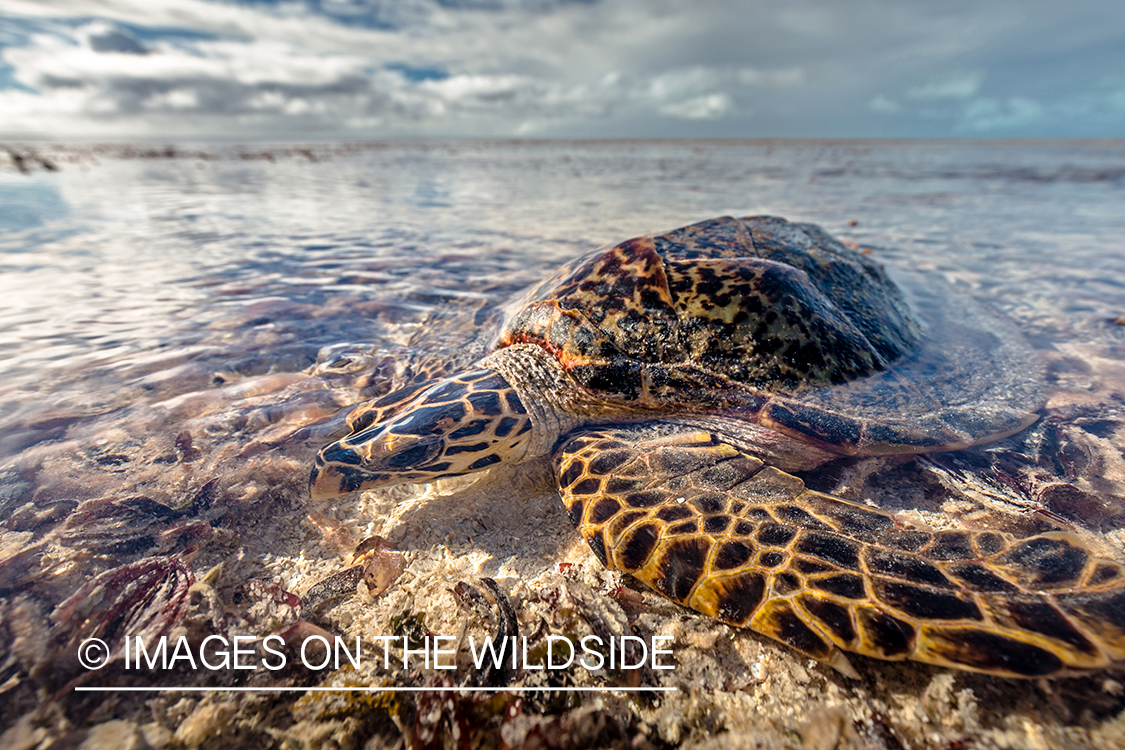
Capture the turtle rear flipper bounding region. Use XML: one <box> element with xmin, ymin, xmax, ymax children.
<box><xmin>553</xmin><ymin>423</ymin><xmax>1125</xmax><ymax>677</ymax></box>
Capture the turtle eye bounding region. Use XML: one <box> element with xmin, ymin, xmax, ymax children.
<box><xmin>385</xmin><ymin>436</ymin><xmax>443</xmax><ymax>469</ymax></box>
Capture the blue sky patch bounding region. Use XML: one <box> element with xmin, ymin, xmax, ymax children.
<box><xmin>385</xmin><ymin>63</ymin><xmax>449</xmax><ymax>82</ymax></box>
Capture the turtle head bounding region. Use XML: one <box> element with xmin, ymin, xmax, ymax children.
<box><xmin>310</xmin><ymin>369</ymin><xmax>534</xmax><ymax>500</ymax></box>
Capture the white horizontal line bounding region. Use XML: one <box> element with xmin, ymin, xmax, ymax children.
<box><xmin>75</xmin><ymin>686</ymin><xmax>676</xmax><ymax>693</ymax></box>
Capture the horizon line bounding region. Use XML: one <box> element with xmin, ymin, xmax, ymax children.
<box><xmin>4</xmin><ymin>137</ymin><xmax>1125</xmax><ymax>148</ymax></box>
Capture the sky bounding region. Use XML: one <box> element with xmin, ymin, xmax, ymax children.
<box><xmin>1</xmin><ymin>0</ymin><xmax>1123</xmax><ymax>141</ymax></box>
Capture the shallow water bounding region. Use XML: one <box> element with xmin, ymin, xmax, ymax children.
<box><xmin>2</xmin><ymin>142</ymin><xmax>1124</xmax><ymax>407</ymax></box>
<box><xmin>2</xmin><ymin>142</ymin><xmax>1124</xmax><ymax>410</ymax></box>
<box><xmin>2</xmin><ymin>141</ymin><xmax>1125</xmax><ymax>747</ymax></box>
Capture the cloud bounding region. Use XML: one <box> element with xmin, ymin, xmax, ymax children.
<box><xmin>0</xmin><ymin>24</ymin><xmax>409</xmax><ymax>137</ymax></box>
<box><xmin>0</xmin><ymin>8</ymin><xmax>808</xmax><ymax>138</ymax></box>
<box><xmin>0</xmin><ymin>0</ymin><xmax>1122</xmax><ymax>139</ymax></box>
<box><xmin>737</xmin><ymin>67</ymin><xmax>806</xmax><ymax>88</ymax></box>
<box><xmin>958</xmin><ymin>96</ymin><xmax>1044</xmax><ymax>131</ymax></box>
<box><xmin>868</xmin><ymin>94</ymin><xmax>901</xmax><ymax>114</ymax></box>
<box><xmin>906</xmin><ymin>71</ymin><xmax>983</xmax><ymax>100</ymax></box>
<box><xmin>84</xmin><ymin>22</ymin><xmax>149</xmax><ymax>54</ymax></box>
<box><xmin>659</xmin><ymin>93</ymin><xmax>734</xmax><ymax>120</ymax></box>
<box><xmin>954</xmin><ymin>89</ymin><xmax>1125</xmax><ymax>134</ymax></box>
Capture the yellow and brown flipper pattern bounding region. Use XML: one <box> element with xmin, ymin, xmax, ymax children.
<box><xmin>554</xmin><ymin>424</ymin><xmax>1125</xmax><ymax>678</ymax></box>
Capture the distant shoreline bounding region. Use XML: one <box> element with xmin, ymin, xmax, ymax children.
<box><xmin>4</xmin><ymin>138</ymin><xmax>1125</xmax><ymax>175</ymax></box>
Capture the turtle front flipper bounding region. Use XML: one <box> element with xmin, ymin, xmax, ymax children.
<box><xmin>553</xmin><ymin>424</ymin><xmax>1125</xmax><ymax>678</ymax></box>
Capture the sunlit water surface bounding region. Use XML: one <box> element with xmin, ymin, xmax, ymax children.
<box><xmin>2</xmin><ymin>142</ymin><xmax>1123</xmax><ymax>432</ymax></box>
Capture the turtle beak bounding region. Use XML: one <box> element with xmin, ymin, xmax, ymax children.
<box><xmin>308</xmin><ymin>441</ymin><xmax>365</xmax><ymax>502</ymax></box>
<box><xmin>308</xmin><ymin>461</ymin><xmax>353</xmax><ymax>502</ymax></box>
<box><xmin>309</xmin><ymin>428</ymin><xmax>444</xmax><ymax>500</ymax></box>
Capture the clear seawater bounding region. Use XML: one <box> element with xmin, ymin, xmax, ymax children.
<box><xmin>2</xmin><ymin>141</ymin><xmax>1123</xmax><ymax>427</ymax></box>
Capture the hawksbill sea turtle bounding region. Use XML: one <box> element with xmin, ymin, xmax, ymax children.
<box><xmin>309</xmin><ymin>215</ymin><xmax>1125</xmax><ymax>678</ymax></box>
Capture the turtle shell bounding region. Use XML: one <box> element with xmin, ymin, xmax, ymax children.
<box><xmin>496</xmin><ymin>216</ymin><xmax>1042</xmax><ymax>456</ymax></box>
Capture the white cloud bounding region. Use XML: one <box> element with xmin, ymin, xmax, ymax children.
<box><xmin>0</xmin><ymin>8</ymin><xmax>801</xmax><ymax>138</ymax></box>
<box><xmin>659</xmin><ymin>93</ymin><xmax>734</xmax><ymax>120</ymax></box>
<box><xmin>0</xmin><ymin>0</ymin><xmax>1121</xmax><ymax>138</ymax></box>
<box><xmin>737</xmin><ymin>67</ymin><xmax>806</xmax><ymax>88</ymax></box>
<box><xmin>868</xmin><ymin>94</ymin><xmax>901</xmax><ymax>113</ymax></box>
<box><xmin>958</xmin><ymin>96</ymin><xmax>1046</xmax><ymax>131</ymax></box>
<box><xmin>0</xmin><ymin>1</ymin><xmax>730</xmax><ymax>137</ymax></box>
<box><xmin>646</xmin><ymin>66</ymin><xmax>723</xmax><ymax>101</ymax></box>
<box><xmin>906</xmin><ymin>71</ymin><xmax>984</xmax><ymax>100</ymax></box>
<box><xmin>0</xmin><ymin>0</ymin><xmax>406</xmax><ymax>54</ymax></box>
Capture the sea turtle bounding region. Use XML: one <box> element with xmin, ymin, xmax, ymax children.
<box><xmin>310</xmin><ymin>216</ymin><xmax>1125</xmax><ymax>678</ymax></box>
